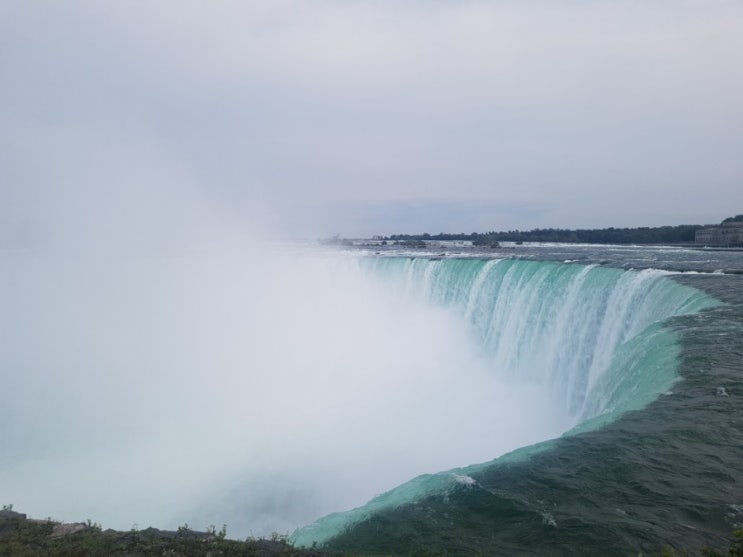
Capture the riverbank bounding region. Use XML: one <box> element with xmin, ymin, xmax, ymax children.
<box><xmin>0</xmin><ymin>508</ymin><xmax>329</xmax><ymax>557</ymax></box>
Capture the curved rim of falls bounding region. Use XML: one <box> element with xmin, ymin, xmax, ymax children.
<box><xmin>289</xmin><ymin>256</ymin><xmax>722</xmax><ymax>548</ymax></box>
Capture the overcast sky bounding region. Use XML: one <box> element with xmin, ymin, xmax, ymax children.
<box><xmin>2</xmin><ymin>1</ymin><xmax>742</xmax><ymax>240</ymax></box>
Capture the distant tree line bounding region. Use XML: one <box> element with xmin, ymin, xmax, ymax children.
<box><xmin>385</xmin><ymin>224</ymin><xmax>706</xmax><ymax>245</ymax></box>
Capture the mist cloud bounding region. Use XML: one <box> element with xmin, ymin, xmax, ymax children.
<box><xmin>0</xmin><ymin>241</ymin><xmax>571</xmax><ymax>535</ymax></box>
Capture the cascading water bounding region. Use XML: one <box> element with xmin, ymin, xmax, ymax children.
<box><xmin>1</xmin><ymin>247</ymin><xmax>724</xmax><ymax>546</ymax></box>
<box><xmin>361</xmin><ymin>257</ymin><xmax>715</xmax><ymax>425</ymax></box>
<box><xmin>291</xmin><ymin>255</ymin><xmax>719</xmax><ymax>548</ymax></box>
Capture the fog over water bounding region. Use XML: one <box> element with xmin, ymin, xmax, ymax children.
<box><xmin>1</xmin><ymin>222</ymin><xmax>571</xmax><ymax>535</ymax></box>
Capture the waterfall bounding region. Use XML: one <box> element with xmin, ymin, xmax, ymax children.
<box><xmin>291</xmin><ymin>256</ymin><xmax>719</xmax><ymax>548</ymax></box>
<box><xmin>361</xmin><ymin>257</ymin><xmax>715</xmax><ymax>422</ymax></box>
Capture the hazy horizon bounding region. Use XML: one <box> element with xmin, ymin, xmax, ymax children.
<box><xmin>2</xmin><ymin>1</ymin><xmax>743</xmax><ymax>243</ymax></box>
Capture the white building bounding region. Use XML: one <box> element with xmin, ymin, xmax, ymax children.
<box><xmin>695</xmin><ymin>221</ymin><xmax>743</xmax><ymax>246</ymax></box>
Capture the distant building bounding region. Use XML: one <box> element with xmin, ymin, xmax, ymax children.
<box><xmin>695</xmin><ymin>221</ymin><xmax>743</xmax><ymax>246</ymax></box>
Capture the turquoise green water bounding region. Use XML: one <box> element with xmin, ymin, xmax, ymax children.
<box><xmin>291</xmin><ymin>257</ymin><xmax>721</xmax><ymax>549</ymax></box>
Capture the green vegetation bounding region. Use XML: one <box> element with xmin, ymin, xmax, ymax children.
<box><xmin>380</xmin><ymin>216</ymin><xmax>743</xmax><ymax>245</ymax></box>
<box><xmin>2</xmin><ymin>506</ymin><xmax>741</xmax><ymax>556</ymax></box>
<box><xmin>385</xmin><ymin>224</ymin><xmax>705</xmax><ymax>245</ymax></box>
<box><xmin>722</xmin><ymin>214</ymin><xmax>743</xmax><ymax>223</ymax></box>
<box><xmin>0</xmin><ymin>509</ymin><xmax>318</xmax><ymax>557</ymax></box>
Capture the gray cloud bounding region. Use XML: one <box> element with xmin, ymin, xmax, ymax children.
<box><xmin>2</xmin><ymin>0</ymin><xmax>742</xmax><ymax>239</ymax></box>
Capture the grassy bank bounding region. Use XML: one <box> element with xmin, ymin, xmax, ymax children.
<box><xmin>0</xmin><ymin>507</ymin><xmax>327</xmax><ymax>557</ymax></box>
<box><xmin>2</xmin><ymin>506</ymin><xmax>742</xmax><ymax>556</ymax></box>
